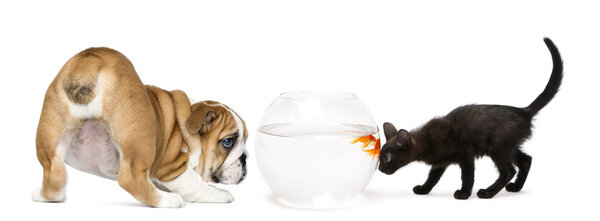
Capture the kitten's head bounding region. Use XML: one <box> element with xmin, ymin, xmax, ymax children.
<box><xmin>378</xmin><ymin>122</ymin><xmax>413</xmax><ymax>175</ymax></box>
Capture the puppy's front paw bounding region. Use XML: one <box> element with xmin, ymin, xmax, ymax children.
<box><xmin>204</xmin><ymin>185</ymin><xmax>234</xmax><ymax>203</ymax></box>
<box><xmin>413</xmin><ymin>185</ymin><xmax>431</xmax><ymax>195</ymax></box>
<box><xmin>32</xmin><ymin>187</ymin><xmax>66</xmax><ymax>203</ymax></box>
<box><xmin>189</xmin><ymin>185</ymin><xmax>234</xmax><ymax>203</ymax></box>
<box><xmin>156</xmin><ymin>192</ymin><xmax>185</xmax><ymax>208</ymax></box>
<box><xmin>453</xmin><ymin>189</ymin><xmax>471</xmax><ymax>200</ymax></box>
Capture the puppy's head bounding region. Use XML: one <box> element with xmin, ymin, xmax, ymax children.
<box><xmin>185</xmin><ymin>100</ymin><xmax>248</xmax><ymax>185</ymax></box>
<box><xmin>378</xmin><ymin>122</ymin><xmax>413</xmax><ymax>175</ymax></box>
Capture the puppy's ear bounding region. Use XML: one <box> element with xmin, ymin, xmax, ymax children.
<box><xmin>395</xmin><ymin>129</ymin><xmax>411</xmax><ymax>150</ymax></box>
<box><xmin>187</xmin><ymin>102</ymin><xmax>217</xmax><ymax>134</ymax></box>
<box><xmin>383</xmin><ymin>122</ymin><xmax>398</xmax><ymax>140</ymax></box>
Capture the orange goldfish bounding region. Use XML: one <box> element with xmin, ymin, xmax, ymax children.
<box><xmin>351</xmin><ymin>135</ymin><xmax>381</xmax><ymax>161</ymax></box>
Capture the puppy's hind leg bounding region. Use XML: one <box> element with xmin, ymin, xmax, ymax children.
<box><xmin>33</xmin><ymin>99</ymin><xmax>82</xmax><ymax>203</ymax></box>
<box><xmin>114</xmin><ymin>132</ymin><xmax>185</xmax><ymax>208</ymax></box>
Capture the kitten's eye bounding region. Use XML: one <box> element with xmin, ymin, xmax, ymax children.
<box><xmin>222</xmin><ymin>138</ymin><xmax>235</xmax><ymax>149</ymax></box>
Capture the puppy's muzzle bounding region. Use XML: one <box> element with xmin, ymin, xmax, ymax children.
<box><xmin>217</xmin><ymin>153</ymin><xmax>248</xmax><ymax>185</ymax></box>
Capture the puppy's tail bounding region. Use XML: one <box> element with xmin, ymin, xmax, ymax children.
<box><xmin>526</xmin><ymin>38</ymin><xmax>563</xmax><ymax>115</ymax></box>
<box><xmin>62</xmin><ymin>49</ymin><xmax>105</xmax><ymax>104</ymax></box>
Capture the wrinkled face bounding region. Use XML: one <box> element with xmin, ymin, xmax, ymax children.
<box><xmin>378</xmin><ymin>122</ymin><xmax>413</xmax><ymax>175</ymax></box>
<box><xmin>186</xmin><ymin>101</ymin><xmax>248</xmax><ymax>185</ymax></box>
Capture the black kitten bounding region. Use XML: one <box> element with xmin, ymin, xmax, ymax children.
<box><xmin>378</xmin><ymin>38</ymin><xmax>563</xmax><ymax>200</ymax></box>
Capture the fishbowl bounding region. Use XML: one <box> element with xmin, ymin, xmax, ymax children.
<box><xmin>255</xmin><ymin>92</ymin><xmax>380</xmax><ymax>208</ymax></box>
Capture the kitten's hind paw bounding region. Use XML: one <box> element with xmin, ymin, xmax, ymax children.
<box><xmin>476</xmin><ymin>189</ymin><xmax>496</xmax><ymax>199</ymax></box>
<box><xmin>413</xmin><ymin>185</ymin><xmax>431</xmax><ymax>195</ymax></box>
<box><xmin>505</xmin><ymin>182</ymin><xmax>523</xmax><ymax>192</ymax></box>
<box><xmin>453</xmin><ymin>190</ymin><xmax>471</xmax><ymax>200</ymax></box>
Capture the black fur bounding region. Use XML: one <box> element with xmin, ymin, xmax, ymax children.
<box><xmin>378</xmin><ymin>38</ymin><xmax>563</xmax><ymax>200</ymax></box>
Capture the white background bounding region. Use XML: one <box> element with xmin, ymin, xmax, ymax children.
<box><xmin>1</xmin><ymin>0</ymin><xmax>599</xmax><ymax>220</ymax></box>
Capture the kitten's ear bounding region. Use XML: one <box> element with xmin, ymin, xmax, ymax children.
<box><xmin>395</xmin><ymin>129</ymin><xmax>411</xmax><ymax>149</ymax></box>
<box><xmin>383</xmin><ymin>122</ymin><xmax>398</xmax><ymax>140</ymax></box>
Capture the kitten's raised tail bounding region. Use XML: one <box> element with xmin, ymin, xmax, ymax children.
<box><xmin>526</xmin><ymin>38</ymin><xmax>564</xmax><ymax>115</ymax></box>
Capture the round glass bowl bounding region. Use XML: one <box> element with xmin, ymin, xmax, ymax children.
<box><xmin>255</xmin><ymin>92</ymin><xmax>380</xmax><ymax>208</ymax></box>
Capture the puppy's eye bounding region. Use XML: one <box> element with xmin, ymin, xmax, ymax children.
<box><xmin>222</xmin><ymin>138</ymin><xmax>235</xmax><ymax>149</ymax></box>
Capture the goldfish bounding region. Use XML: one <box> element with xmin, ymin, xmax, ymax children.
<box><xmin>351</xmin><ymin>135</ymin><xmax>381</xmax><ymax>161</ymax></box>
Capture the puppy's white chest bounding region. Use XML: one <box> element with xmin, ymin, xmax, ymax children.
<box><xmin>65</xmin><ymin>121</ymin><xmax>121</xmax><ymax>180</ymax></box>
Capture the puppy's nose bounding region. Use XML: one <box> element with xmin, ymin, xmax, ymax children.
<box><xmin>211</xmin><ymin>173</ymin><xmax>221</xmax><ymax>183</ymax></box>
<box><xmin>239</xmin><ymin>153</ymin><xmax>247</xmax><ymax>167</ymax></box>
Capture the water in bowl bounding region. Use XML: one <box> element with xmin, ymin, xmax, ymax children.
<box><xmin>256</xmin><ymin>123</ymin><xmax>380</xmax><ymax>208</ymax></box>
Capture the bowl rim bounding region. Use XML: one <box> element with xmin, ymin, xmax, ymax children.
<box><xmin>278</xmin><ymin>91</ymin><xmax>357</xmax><ymax>100</ymax></box>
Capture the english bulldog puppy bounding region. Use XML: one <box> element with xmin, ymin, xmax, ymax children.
<box><xmin>32</xmin><ymin>47</ymin><xmax>248</xmax><ymax>208</ymax></box>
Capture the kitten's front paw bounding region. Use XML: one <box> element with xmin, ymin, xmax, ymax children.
<box><xmin>476</xmin><ymin>189</ymin><xmax>496</xmax><ymax>199</ymax></box>
<box><xmin>505</xmin><ymin>182</ymin><xmax>522</xmax><ymax>192</ymax></box>
<box><xmin>453</xmin><ymin>190</ymin><xmax>471</xmax><ymax>200</ymax></box>
<box><xmin>413</xmin><ymin>185</ymin><xmax>431</xmax><ymax>195</ymax></box>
